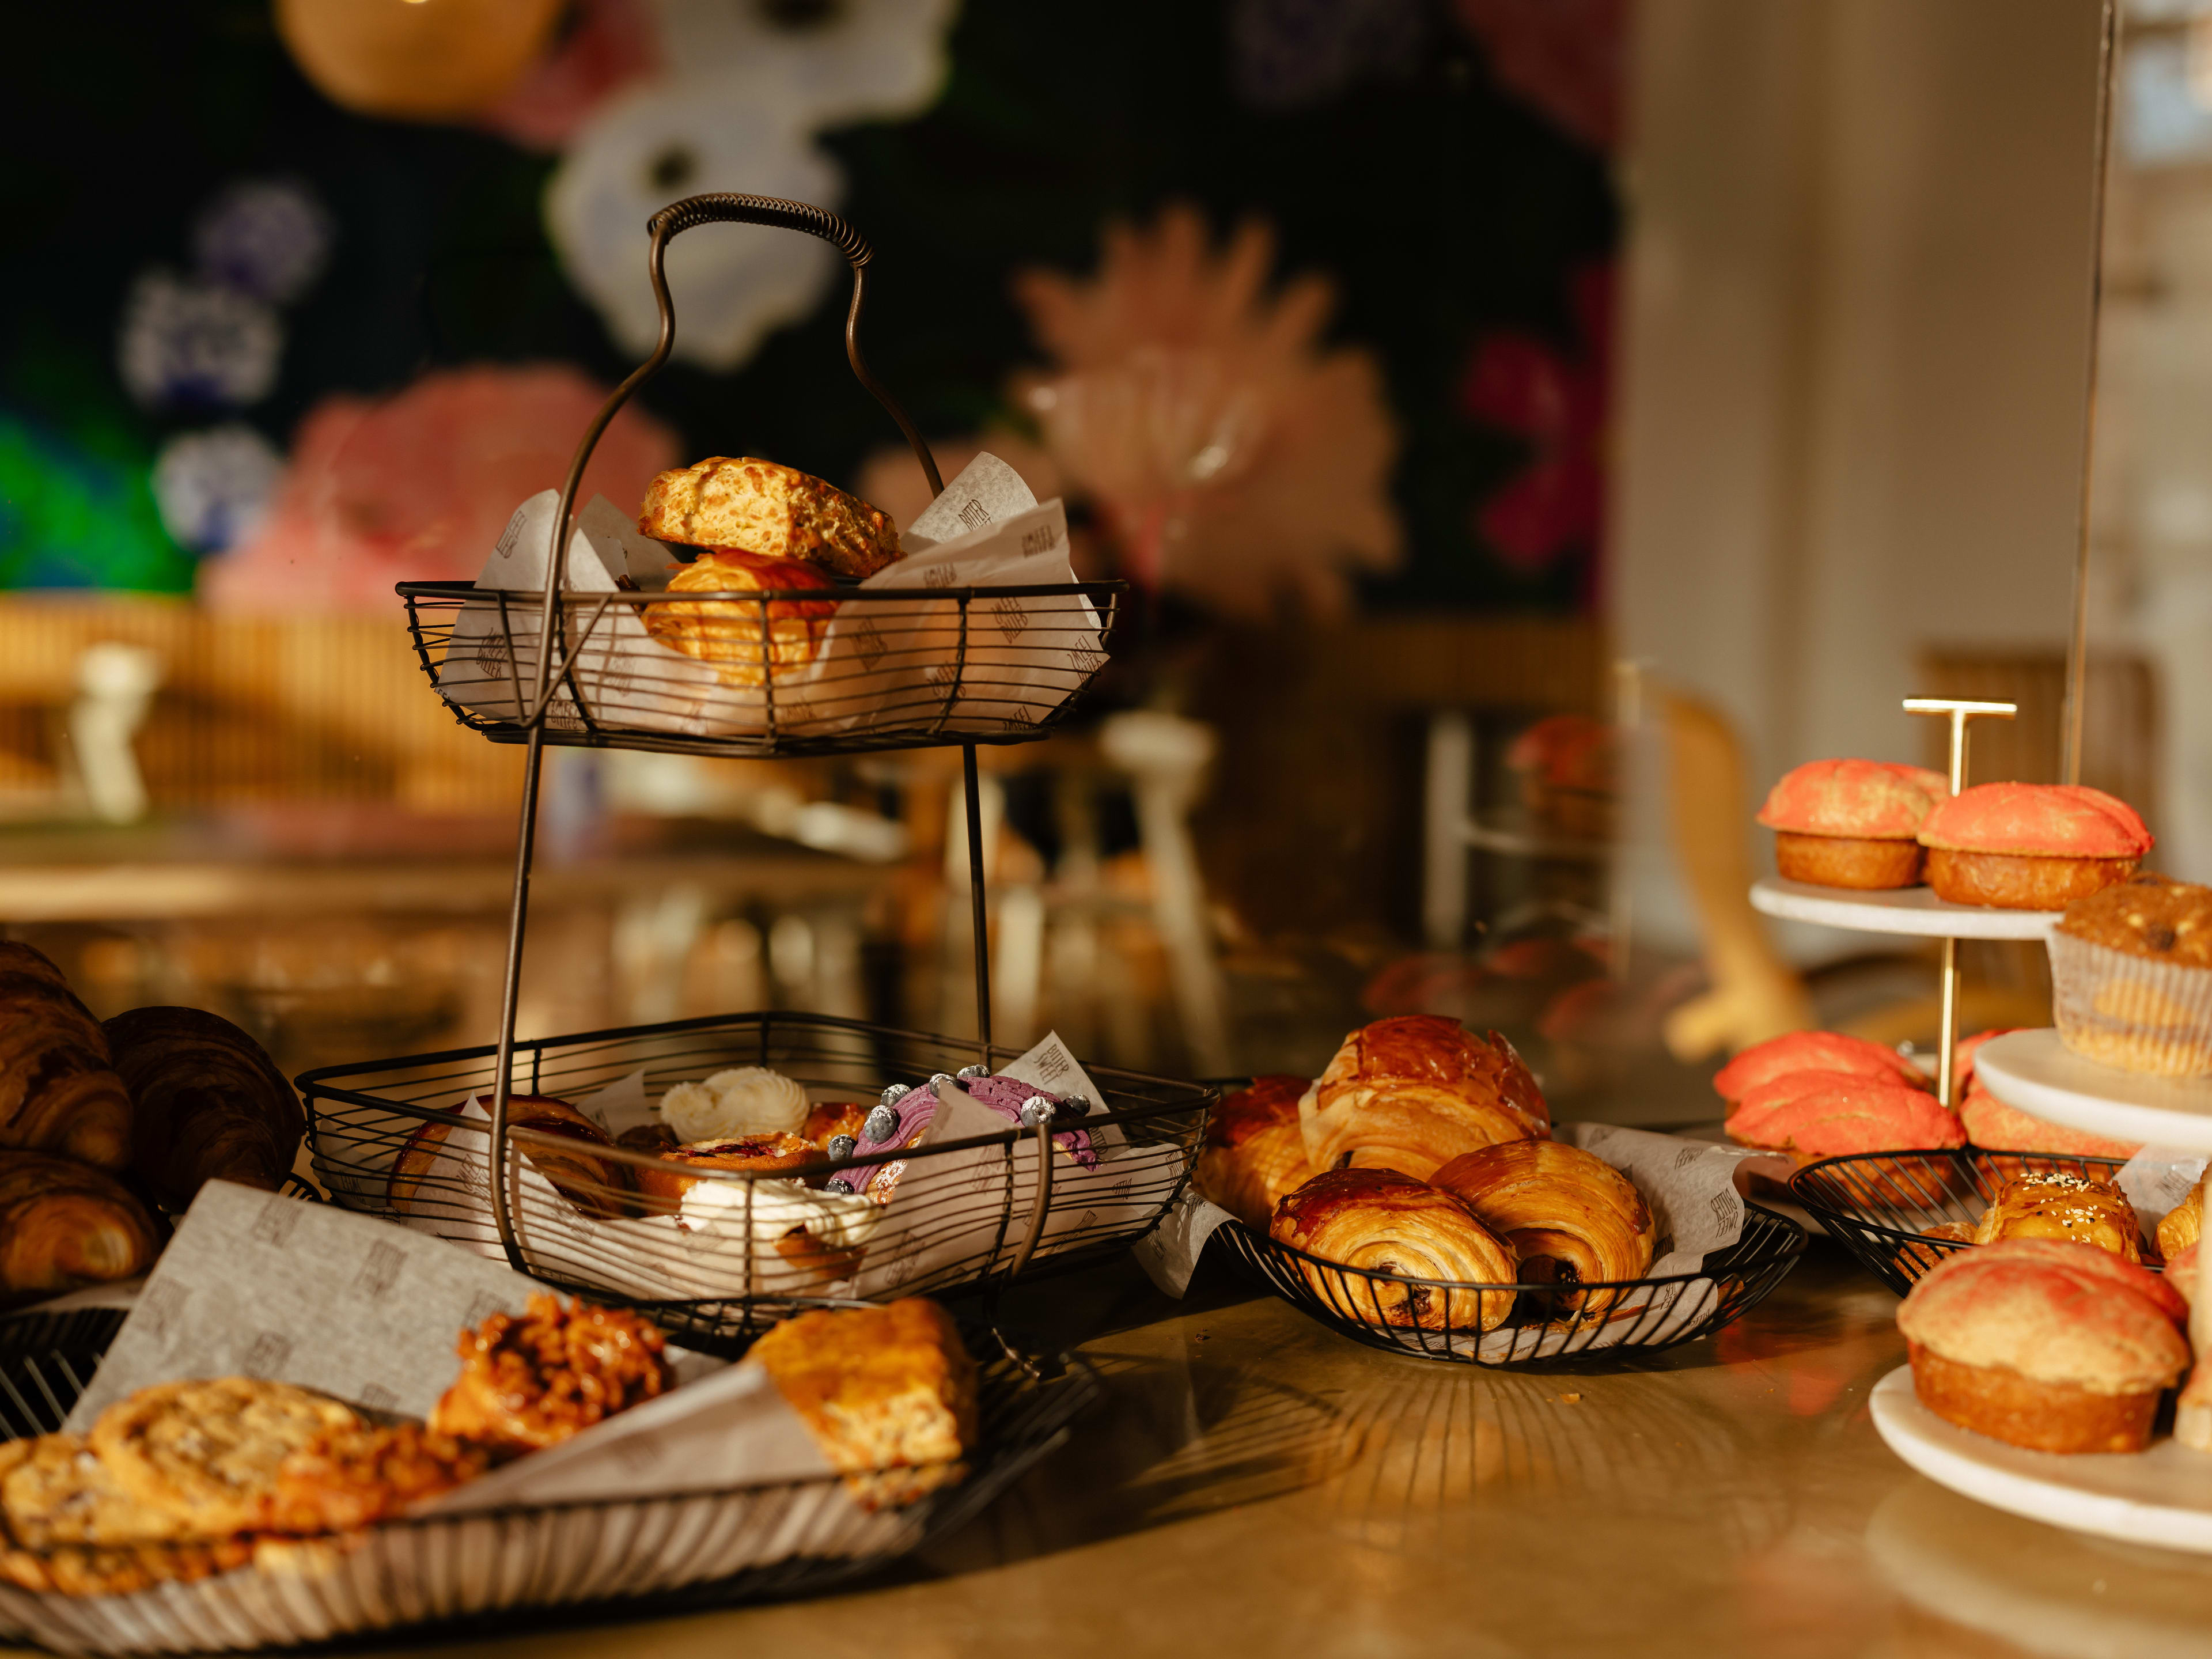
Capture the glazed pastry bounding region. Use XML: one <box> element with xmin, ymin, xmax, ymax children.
<box><xmin>800</xmin><ymin>1101</ymin><xmax>869</xmax><ymax>1150</ymax></box>
<box><xmin>634</xmin><ymin>1131</ymin><xmax>820</xmax><ymax>1211</ymax></box>
<box><xmin>89</xmin><ymin>1379</ymin><xmax>361</xmax><ymax>1537</ymax></box>
<box><xmin>1952</xmin><ymin>1027</ymin><xmax>2142</xmax><ymax>1158</ymax></box>
<box><xmin>0</xmin><ymin>1151</ymin><xmax>162</xmax><ymax>1304</ymax></box>
<box><xmin>1268</xmin><ymin>1167</ymin><xmax>1519</xmax><ymax>1332</ymax></box>
<box><xmin>1918</xmin><ymin>783</ymin><xmax>2151</xmax><ymax>910</ymax></box>
<box><xmin>263</xmin><ymin>1424</ymin><xmax>491</xmax><ymax>1535</ymax></box>
<box><xmin>2050</xmin><ymin>873</ymin><xmax>2212</xmax><ymax>1077</ymax></box>
<box><xmin>1971</xmin><ymin>1170</ymin><xmax>2145</xmax><ymax>1262</ymax></box>
<box><xmin>1194</xmin><ymin>1075</ymin><xmax>1316</xmax><ymax>1230</ymax></box>
<box><xmin>656</xmin><ymin>1066</ymin><xmax>811</xmax><ymax>1144</ymax></box>
<box><xmin>637</xmin><ymin>456</ymin><xmax>903</xmax><ymax>578</ymax></box>
<box><xmin>1430</xmin><ymin>1139</ymin><xmax>1654</xmax><ymax>1313</ymax></box>
<box><xmin>751</xmin><ymin>1299</ymin><xmax>977</xmax><ymax>1507</ymax></box>
<box><xmin>1896</xmin><ymin>1238</ymin><xmax>2188</xmax><ymax>1453</ymax></box>
<box><xmin>1757</xmin><ymin>759</ymin><xmax>1950</xmax><ymax>890</ymax></box>
<box><xmin>104</xmin><ymin>1006</ymin><xmax>304</xmax><ymax>1209</ymax></box>
<box><xmin>643</xmin><ymin>548</ymin><xmax>839</xmax><ymax>688</ymax></box>
<box><xmin>427</xmin><ymin>1294</ymin><xmax>672</xmax><ymax>1458</ymax></box>
<box><xmin>388</xmin><ymin>1094</ymin><xmax>637</xmax><ymax>1221</ymax></box>
<box><xmin>2157</xmin><ymin>1173</ymin><xmax>2202</xmax><ymax>1262</ymax></box>
<box><xmin>614</xmin><ymin>1121</ymin><xmax>677</xmax><ymax>1154</ymax></box>
<box><xmin>1712</xmin><ymin>1030</ymin><xmax>1924</xmax><ymax>1103</ymax></box>
<box><xmin>0</xmin><ymin>948</ymin><xmax>131</xmax><ymax>1172</ymax></box>
<box><xmin>1300</xmin><ymin>1016</ymin><xmax>1550</xmax><ymax>1181</ymax></box>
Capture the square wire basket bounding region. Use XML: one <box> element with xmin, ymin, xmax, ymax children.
<box><xmin>297</xmin><ymin>1012</ymin><xmax>1215</xmax><ymax>1351</ymax></box>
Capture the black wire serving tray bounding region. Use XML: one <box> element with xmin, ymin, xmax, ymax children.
<box><xmin>297</xmin><ymin>1010</ymin><xmax>1214</xmax><ymax>1353</ymax></box>
<box><xmin>0</xmin><ymin>1312</ymin><xmax>1097</xmax><ymax>1656</ymax></box>
<box><xmin>1215</xmin><ymin>1205</ymin><xmax>1806</xmax><ymax>1366</ymax></box>
<box><xmin>1788</xmin><ymin>1148</ymin><xmax>2141</xmax><ymax>1297</ymax></box>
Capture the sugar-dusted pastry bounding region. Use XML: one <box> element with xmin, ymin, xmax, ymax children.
<box><xmin>643</xmin><ymin>548</ymin><xmax>839</xmax><ymax>689</ymax></box>
<box><xmin>1194</xmin><ymin>1075</ymin><xmax>1316</xmax><ymax>1230</ymax></box>
<box><xmin>263</xmin><ymin>1423</ymin><xmax>492</xmax><ymax>1535</ymax></box>
<box><xmin>1431</xmin><ymin>1139</ymin><xmax>1654</xmax><ymax>1312</ymax></box>
<box><xmin>2049</xmin><ymin>873</ymin><xmax>2212</xmax><ymax>1077</ymax></box>
<box><xmin>104</xmin><ymin>1005</ymin><xmax>305</xmax><ymax>1209</ymax></box>
<box><xmin>427</xmin><ymin>1294</ymin><xmax>672</xmax><ymax>1459</ymax></box>
<box><xmin>657</xmin><ymin>1066</ymin><xmax>811</xmax><ymax>1145</ymax></box>
<box><xmin>1300</xmin><ymin>1016</ymin><xmax>1549</xmax><ymax>1182</ymax></box>
<box><xmin>1970</xmin><ymin>1170</ymin><xmax>2145</xmax><ymax>1262</ymax></box>
<box><xmin>1268</xmin><ymin>1167</ymin><xmax>1519</xmax><ymax>1332</ymax></box>
<box><xmin>638</xmin><ymin>456</ymin><xmax>902</xmax><ymax>578</ymax></box>
<box><xmin>1757</xmin><ymin>759</ymin><xmax>1950</xmax><ymax>890</ymax></box>
<box><xmin>0</xmin><ymin>945</ymin><xmax>131</xmax><ymax>1172</ymax></box>
<box><xmin>751</xmin><ymin>1299</ymin><xmax>977</xmax><ymax>1506</ymax></box>
<box><xmin>88</xmin><ymin>1380</ymin><xmax>361</xmax><ymax>1537</ymax></box>
<box><xmin>388</xmin><ymin>1094</ymin><xmax>637</xmax><ymax>1221</ymax></box>
<box><xmin>1897</xmin><ymin>1238</ymin><xmax>2188</xmax><ymax>1453</ymax></box>
<box><xmin>1952</xmin><ymin>1027</ymin><xmax>2142</xmax><ymax>1159</ymax></box>
<box><xmin>1712</xmin><ymin>1030</ymin><xmax>1924</xmax><ymax>1103</ymax></box>
<box><xmin>1918</xmin><ymin>783</ymin><xmax>2151</xmax><ymax>911</ymax></box>
<box><xmin>634</xmin><ymin>1132</ymin><xmax>820</xmax><ymax>1211</ymax></box>
<box><xmin>0</xmin><ymin>1152</ymin><xmax>162</xmax><ymax>1305</ymax></box>
<box><xmin>1725</xmin><ymin>1074</ymin><xmax>1961</xmax><ymax>1161</ymax></box>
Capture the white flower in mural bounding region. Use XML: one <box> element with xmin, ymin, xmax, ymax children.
<box><xmin>116</xmin><ymin>270</ymin><xmax>283</xmax><ymax>410</ymax></box>
<box><xmin>546</xmin><ymin>70</ymin><xmax>845</xmax><ymax>369</ymax></box>
<box><xmin>151</xmin><ymin>423</ymin><xmax>284</xmax><ymax>552</ymax></box>
<box><xmin>649</xmin><ymin>0</ymin><xmax>957</xmax><ymax>128</ymax></box>
<box><xmin>192</xmin><ymin>178</ymin><xmax>334</xmax><ymax>304</ymax></box>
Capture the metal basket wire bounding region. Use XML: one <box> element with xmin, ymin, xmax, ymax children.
<box><xmin>1215</xmin><ymin>1205</ymin><xmax>1806</xmax><ymax>1365</ymax></box>
<box><xmin>400</xmin><ymin>577</ymin><xmax>1123</xmax><ymax>760</ymax></box>
<box><xmin>0</xmin><ymin>1315</ymin><xmax>1098</xmax><ymax>1656</ymax></box>
<box><xmin>297</xmin><ymin>1012</ymin><xmax>1213</xmax><ymax>1352</ymax></box>
<box><xmin>1787</xmin><ymin>1148</ymin><xmax>2141</xmax><ymax>1297</ymax></box>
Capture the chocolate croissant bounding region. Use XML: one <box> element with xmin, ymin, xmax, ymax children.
<box><xmin>0</xmin><ymin>1150</ymin><xmax>162</xmax><ymax>1302</ymax></box>
<box><xmin>1431</xmin><ymin>1140</ymin><xmax>1654</xmax><ymax>1313</ymax></box>
<box><xmin>389</xmin><ymin>1095</ymin><xmax>637</xmax><ymax>1221</ymax></box>
<box><xmin>1972</xmin><ymin>1169</ymin><xmax>2143</xmax><ymax>1262</ymax></box>
<box><xmin>1300</xmin><ymin>1016</ymin><xmax>1550</xmax><ymax>1181</ymax></box>
<box><xmin>0</xmin><ymin>948</ymin><xmax>131</xmax><ymax>1172</ymax></box>
<box><xmin>103</xmin><ymin>1006</ymin><xmax>304</xmax><ymax>1210</ymax></box>
<box><xmin>1268</xmin><ymin>1168</ymin><xmax>1517</xmax><ymax>1332</ymax></box>
<box><xmin>1195</xmin><ymin>1075</ymin><xmax>1317</xmax><ymax>1229</ymax></box>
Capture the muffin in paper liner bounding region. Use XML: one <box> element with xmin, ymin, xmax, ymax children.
<box><xmin>2048</xmin><ymin>929</ymin><xmax>2212</xmax><ymax>1077</ymax></box>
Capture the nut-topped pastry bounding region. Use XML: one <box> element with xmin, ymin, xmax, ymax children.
<box><xmin>2049</xmin><ymin>873</ymin><xmax>2212</xmax><ymax>1077</ymax></box>
<box><xmin>1969</xmin><ymin>1169</ymin><xmax>2145</xmax><ymax>1263</ymax></box>
<box><xmin>1757</xmin><ymin>759</ymin><xmax>1950</xmax><ymax>889</ymax></box>
<box><xmin>1916</xmin><ymin>783</ymin><xmax>2151</xmax><ymax>910</ymax></box>
<box><xmin>1896</xmin><ymin>1238</ymin><xmax>2188</xmax><ymax>1453</ymax></box>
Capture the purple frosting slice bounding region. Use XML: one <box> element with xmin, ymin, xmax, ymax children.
<box><xmin>959</xmin><ymin>1074</ymin><xmax>1098</xmax><ymax>1169</ymax></box>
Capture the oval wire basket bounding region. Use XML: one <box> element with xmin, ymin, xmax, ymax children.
<box><xmin>1788</xmin><ymin>1147</ymin><xmax>2141</xmax><ymax>1297</ymax></box>
<box><xmin>1215</xmin><ymin>1203</ymin><xmax>1806</xmax><ymax>1365</ymax></box>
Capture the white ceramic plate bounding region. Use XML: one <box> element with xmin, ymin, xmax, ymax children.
<box><xmin>1872</xmin><ymin>1365</ymin><xmax>2212</xmax><ymax>1552</ymax></box>
<box><xmin>1748</xmin><ymin>877</ymin><xmax>2061</xmax><ymax>940</ymax></box>
<box><xmin>1975</xmin><ymin>1029</ymin><xmax>2212</xmax><ymax>1154</ymax></box>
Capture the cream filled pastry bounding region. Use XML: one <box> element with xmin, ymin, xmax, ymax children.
<box><xmin>657</xmin><ymin>1067</ymin><xmax>810</xmax><ymax>1143</ymax></box>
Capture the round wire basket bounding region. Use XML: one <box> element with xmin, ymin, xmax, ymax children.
<box><xmin>1788</xmin><ymin>1148</ymin><xmax>2141</xmax><ymax>1297</ymax></box>
<box><xmin>298</xmin><ymin>1011</ymin><xmax>1214</xmax><ymax>1353</ymax></box>
<box><xmin>1213</xmin><ymin>1205</ymin><xmax>1806</xmax><ymax>1365</ymax></box>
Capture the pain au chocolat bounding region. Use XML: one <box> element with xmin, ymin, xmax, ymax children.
<box><xmin>1268</xmin><ymin>1167</ymin><xmax>1518</xmax><ymax>1332</ymax></box>
<box><xmin>1194</xmin><ymin>1075</ymin><xmax>1316</xmax><ymax>1230</ymax></box>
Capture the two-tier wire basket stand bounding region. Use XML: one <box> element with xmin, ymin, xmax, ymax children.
<box><xmin>301</xmin><ymin>195</ymin><xmax>1216</xmax><ymax>1346</ymax></box>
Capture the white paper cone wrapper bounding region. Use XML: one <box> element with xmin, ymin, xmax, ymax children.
<box><xmin>2049</xmin><ymin>930</ymin><xmax>2212</xmax><ymax>1078</ymax></box>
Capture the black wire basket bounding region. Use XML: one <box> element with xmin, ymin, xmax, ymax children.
<box><xmin>298</xmin><ymin>1010</ymin><xmax>1214</xmax><ymax>1353</ymax></box>
<box><xmin>1788</xmin><ymin>1148</ymin><xmax>2141</xmax><ymax>1297</ymax></box>
<box><xmin>400</xmin><ymin>577</ymin><xmax>1122</xmax><ymax>761</ymax></box>
<box><xmin>1214</xmin><ymin>1205</ymin><xmax>1806</xmax><ymax>1365</ymax></box>
<box><xmin>0</xmin><ymin>1312</ymin><xmax>1097</xmax><ymax>1656</ymax></box>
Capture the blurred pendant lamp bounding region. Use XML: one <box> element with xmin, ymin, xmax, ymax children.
<box><xmin>275</xmin><ymin>0</ymin><xmax>564</xmax><ymax>120</ymax></box>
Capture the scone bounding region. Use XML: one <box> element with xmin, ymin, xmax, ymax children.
<box><xmin>1757</xmin><ymin>759</ymin><xmax>1950</xmax><ymax>889</ymax></box>
<box><xmin>0</xmin><ymin>1435</ymin><xmax>181</xmax><ymax>1549</ymax></box>
<box><xmin>88</xmin><ymin>1379</ymin><xmax>362</xmax><ymax>1537</ymax></box>
<box><xmin>2049</xmin><ymin>873</ymin><xmax>2212</xmax><ymax>1077</ymax></box>
<box><xmin>638</xmin><ymin>456</ymin><xmax>902</xmax><ymax>578</ymax></box>
<box><xmin>1897</xmin><ymin>1238</ymin><xmax>2188</xmax><ymax>1453</ymax></box>
<box><xmin>263</xmin><ymin>1424</ymin><xmax>491</xmax><ymax>1535</ymax></box>
<box><xmin>642</xmin><ymin>549</ymin><xmax>839</xmax><ymax>690</ymax></box>
<box><xmin>1918</xmin><ymin>783</ymin><xmax>2152</xmax><ymax>910</ymax></box>
<box><xmin>1969</xmin><ymin>1170</ymin><xmax>2145</xmax><ymax>1262</ymax></box>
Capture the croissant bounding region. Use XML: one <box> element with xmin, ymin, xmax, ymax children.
<box><xmin>1972</xmin><ymin>1169</ymin><xmax>2144</xmax><ymax>1262</ymax></box>
<box><xmin>2160</xmin><ymin>1174</ymin><xmax>2203</xmax><ymax>1262</ymax></box>
<box><xmin>389</xmin><ymin>1095</ymin><xmax>637</xmax><ymax>1221</ymax></box>
<box><xmin>1300</xmin><ymin>1017</ymin><xmax>1550</xmax><ymax>1181</ymax></box>
<box><xmin>0</xmin><ymin>950</ymin><xmax>131</xmax><ymax>1172</ymax></box>
<box><xmin>103</xmin><ymin>1006</ymin><xmax>304</xmax><ymax>1210</ymax></box>
<box><xmin>0</xmin><ymin>1150</ymin><xmax>162</xmax><ymax>1302</ymax></box>
<box><xmin>1195</xmin><ymin>1076</ymin><xmax>1317</xmax><ymax>1229</ymax></box>
<box><xmin>1268</xmin><ymin>1168</ymin><xmax>1518</xmax><ymax>1332</ymax></box>
<box><xmin>1431</xmin><ymin>1140</ymin><xmax>1654</xmax><ymax>1315</ymax></box>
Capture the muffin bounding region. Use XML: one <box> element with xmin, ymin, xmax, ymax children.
<box><xmin>1896</xmin><ymin>1238</ymin><xmax>2188</xmax><ymax>1453</ymax></box>
<box><xmin>1917</xmin><ymin>783</ymin><xmax>2152</xmax><ymax>911</ymax></box>
<box><xmin>1756</xmin><ymin>760</ymin><xmax>1950</xmax><ymax>889</ymax></box>
<box><xmin>2049</xmin><ymin>873</ymin><xmax>2212</xmax><ymax>1077</ymax></box>
<box><xmin>1506</xmin><ymin>714</ymin><xmax>1615</xmax><ymax>840</ymax></box>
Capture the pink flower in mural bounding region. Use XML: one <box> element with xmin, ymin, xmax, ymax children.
<box><xmin>477</xmin><ymin>0</ymin><xmax>660</xmax><ymax>153</ymax></box>
<box><xmin>1451</xmin><ymin>0</ymin><xmax>1624</xmax><ymax>153</ymax></box>
<box><xmin>1459</xmin><ymin>263</ymin><xmax>1611</xmax><ymax>576</ymax></box>
<box><xmin>200</xmin><ymin>363</ymin><xmax>678</xmax><ymax>613</ymax></box>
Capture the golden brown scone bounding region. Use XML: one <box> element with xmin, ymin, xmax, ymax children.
<box><xmin>1194</xmin><ymin>1076</ymin><xmax>1317</xmax><ymax>1230</ymax></box>
<box><xmin>1430</xmin><ymin>1139</ymin><xmax>1654</xmax><ymax>1314</ymax></box>
<box><xmin>749</xmin><ymin>1299</ymin><xmax>977</xmax><ymax>1507</ymax></box>
<box><xmin>638</xmin><ymin>457</ymin><xmax>902</xmax><ymax>578</ymax></box>
<box><xmin>428</xmin><ymin>1294</ymin><xmax>672</xmax><ymax>1457</ymax></box>
<box><xmin>0</xmin><ymin>958</ymin><xmax>131</xmax><ymax>1172</ymax></box>
<box><xmin>0</xmin><ymin>1152</ymin><xmax>162</xmax><ymax>1306</ymax></box>
<box><xmin>1970</xmin><ymin>1170</ymin><xmax>2144</xmax><ymax>1263</ymax></box>
<box><xmin>0</xmin><ymin>1434</ymin><xmax>181</xmax><ymax>1549</ymax></box>
<box><xmin>1269</xmin><ymin>1167</ymin><xmax>1518</xmax><ymax>1333</ymax></box>
<box><xmin>1300</xmin><ymin>1016</ymin><xmax>1550</xmax><ymax>1181</ymax></box>
<box><xmin>89</xmin><ymin>1380</ymin><xmax>361</xmax><ymax>1537</ymax></box>
<box><xmin>264</xmin><ymin>1423</ymin><xmax>492</xmax><ymax>1535</ymax></box>
<box><xmin>0</xmin><ymin>1536</ymin><xmax>252</xmax><ymax>1597</ymax></box>
<box><xmin>643</xmin><ymin>549</ymin><xmax>840</xmax><ymax>689</ymax></box>
<box><xmin>104</xmin><ymin>1006</ymin><xmax>304</xmax><ymax>1210</ymax></box>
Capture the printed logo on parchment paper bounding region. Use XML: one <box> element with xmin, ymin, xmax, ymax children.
<box><xmin>1673</xmin><ymin>1144</ymin><xmax>1703</xmax><ymax>1172</ymax></box>
<box><xmin>545</xmin><ymin>695</ymin><xmax>586</xmax><ymax>734</ymax></box>
<box><xmin>139</xmin><ymin>1278</ymin><xmax>189</xmax><ymax>1342</ymax></box>
<box><xmin>461</xmin><ymin>1292</ymin><xmax>509</xmax><ymax>1332</ymax></box>
<box><xmin>990</xmin><ymin>597</ymin><xmax>1029</xmax><ymax>642</ymax></box>
<box><xmin>353</xmin><ymin>1240</ymin><xmax>406</xmax><ymax>1301</ymax></box>
<box><xmin>1067</xmin><ymin>646</ymin><xmax>1105</xmax><ymax>677</ymax></box>
<box><xmin>251</xmin><ymin>1199</ymin><xmax>303</xmax><ymax>1250</ymax></box>
<box><xmin>1709</xmin><ymin>1189</ymin><xmax>1739</xmax><ymax>1228</ymax></box>
<box><xmin>1021</xmin><ymin>523</ymin><xmax>1060</xmax><ymax>556</ymax></box>
<box><xmin>923</xmin><ymin>563</ymin><xmax>957</xmax><ymax>590</ymax></box>
<box><xmin>474</xmin><ymin>638</ymin><xmax>512</xmax><ymax>676</ymax></box>
<box><xmin>925</xmin><ymin>661</ymin><xmax>957</xmax><ymax>688</ymax></box>
<box><xmin>242</xmin><ymin>1332</ymin><xmax>293</xmax><ymax>1378</ymax></box>
<box><xmin>852</xmin><ymin>616</ymin><xmax>889</xmax><ymax>669</ymax></box>
<box><xmin>355</xmin><ymin>1382</ymin><xmax>399</xmax><ymax>1415</ymax></box>
<box><xmin>957</xmin><ymin>499</ymin><xmax>993</xmax><ymax>533</ymax></box>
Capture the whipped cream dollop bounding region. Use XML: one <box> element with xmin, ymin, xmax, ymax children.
<box><xmin>679</xmin><ymin>1176</ymin><xmax>882</xmax><ymax>1252</ymax></box>
<box><xmin>658</xmin><ymin>1066</ymin><xmax>810</xmax><ymax>1143</ymax></box>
